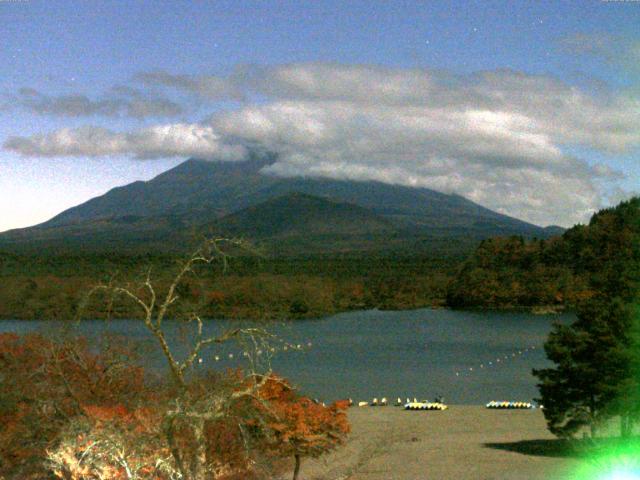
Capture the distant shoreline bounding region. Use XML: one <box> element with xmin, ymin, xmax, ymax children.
<box><xmin>0</xmin><ymin>302</ymin><xmax>569</xmax><ymax>321</ymax></box>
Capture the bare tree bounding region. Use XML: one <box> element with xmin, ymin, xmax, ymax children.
<box><xmin>80</xmin><ymin>238</ymin><xmax>285</xmax><ymax>480</ymax></box>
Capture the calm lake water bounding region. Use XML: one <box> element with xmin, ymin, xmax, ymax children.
<box><xmin>0</xmin><ymin>308</ymin><xmax>572</xmax><ymax>405</ymax></box>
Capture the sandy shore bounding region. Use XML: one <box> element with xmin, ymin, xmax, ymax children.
<box><xmin>282</xmin><ymin>406</ymin><xmax>586</xmax><ymax>480</ymax></box>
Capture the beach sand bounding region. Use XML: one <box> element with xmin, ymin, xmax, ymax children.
<box><xmin>282</xmin><ymin>406</ymin><xmax>585</xmax><ymax>480</ymax></box>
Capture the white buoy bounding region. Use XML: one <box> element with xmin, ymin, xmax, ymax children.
<box><xmin>228</xmin><ymin>353</ymin><xmax>233</xmax><ymax>359</ymax></box>
<box><xmin>214</xmin><ymin>355</ymin><xmax>220</xmax><ymax>361</ymax></box>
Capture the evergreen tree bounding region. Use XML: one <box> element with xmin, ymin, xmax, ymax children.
<box><xmin>534</xmin><ymin>198</ymin><xmax>640</xmax><ymax>438</ymax></box>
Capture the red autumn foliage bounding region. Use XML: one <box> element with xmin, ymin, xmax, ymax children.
<box><xmin>0</xmin><ymin>332</ymin><xmax>348</xmax><ymax>480</ymax></box>
<box><xmin>0</xmin><ymin>332</ymin><xmax>145</xmax><ymax>479</ymax></box>
<box><xmin>256</xmin><ymin>375</ymin><xmax>350</xmax><ymax>479</ymax></box>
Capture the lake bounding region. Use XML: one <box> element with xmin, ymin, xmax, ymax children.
<box><xmin>0</xmin><ymin>308</ymin><xmax>572</xmax><ymax>405</ymax></box>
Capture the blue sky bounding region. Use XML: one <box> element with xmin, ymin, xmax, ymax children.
<box><xmin>1</xmin><ymin>0</ymin><xmax>639</xmax><ymax>230</ymax></box>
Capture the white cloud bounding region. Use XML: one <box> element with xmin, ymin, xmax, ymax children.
<box><xmin>6</xmin><ymin>63</ymin><xmax>640</xmax><ymax>226</ymax></box>
<box><xmin>559</xmin><ymin>33</ymin><xmax>640</xmax><ymax>75</ymax></box>
<box><xmin>5</xmin><ymin>124</ymin><xmax>247</xmax><ymax>160</ymax></box>
<box><xmin>136</xmin><ymin>71</ymin><xmax>246</xmax><ymax>101</ymax></box>
<box><xmin>9</xmin><ymin>87</ymin><xmax>183</xmax><ymax>119</ymax></box>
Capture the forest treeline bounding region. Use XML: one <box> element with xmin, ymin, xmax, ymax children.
<box><xmin>446</xmin><ymin>197</ymin><xmax>640</xmax><ymax>309</ymax></box>
<box><xmin>0</xmin><ymin>253</ymin><xmax>456</xmax><ymax>320</ymax></box>
<box><xmin>2</xmin><ymin>198</ymin><xmax>638</xmax><ymax>319</ymax></box>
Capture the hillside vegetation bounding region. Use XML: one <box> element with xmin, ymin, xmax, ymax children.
<box><xmin>2</xmin><ymin>198</ymin><xmax>637</xmax><ymax>320</ymax></box>
<box><xmin>446</xmin><ymin>197</ymin><xmax>640</xmax><ymax>309</ymax></box>
<box><xmin>0</xmin><ymin>252</ymin><xmax>456</xmax><ymax>320</ymax></box>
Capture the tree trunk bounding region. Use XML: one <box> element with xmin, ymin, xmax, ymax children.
<box><xmin>163</xmin><ymin>415</ymin><xmax>188</xmax><ymax>479</ymax></box>
<box><xmin>621</xmin><ymin>414</ymin><xmax>631</xmax><ymax>438</ymax></box>
<box><xmin>190</xmin><ymin>420</ymin><xmax>207</xmax><ymax>480</ymax></box>
<box><xmin>590</xmin><ymin>395</ymin><xmax>597</xmax><ymax>439</ymax></box>
<box><xmin>292</xmin><ymin>453</ymin><xmax>301</xmax><ymax>480</ymax></box>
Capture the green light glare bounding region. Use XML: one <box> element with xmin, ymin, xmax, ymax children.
<box><xmin>570</xmin><ymin>441</ymin><xmax>640</xmax><ymax>480</ymax></box>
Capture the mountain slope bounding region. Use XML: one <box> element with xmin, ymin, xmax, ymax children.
<box><xmin>0</xmin><ymin>157</ymin><xmax>562</xmax><ymax>254</ymax></box>
<box><xmin>214</xmin><ymin>192</ymin><xmax>394</xmax><ymax>238</ymax></box>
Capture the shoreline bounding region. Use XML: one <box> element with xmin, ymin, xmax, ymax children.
<box><xmin>0</xmin><ymin>303</ymin><xmax>570</xmax><ymax>321</ymax></box>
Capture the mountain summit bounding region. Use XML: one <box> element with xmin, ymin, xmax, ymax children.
<box><xmin>0</xmin><ymin>157</ymin><xmax>561</xmax><ymax>255</ymax></box>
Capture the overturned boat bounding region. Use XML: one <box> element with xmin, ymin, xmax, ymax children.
<box><xmin>404</xmin><ymin>401</ymin><xmax>448</xmax><ymax>411</ymax></box>
<box><xmin>485</xmin><ymin>401</ymin><xmax>533</xmax><ymax>409</ymax></box>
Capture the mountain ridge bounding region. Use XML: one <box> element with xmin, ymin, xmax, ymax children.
<box><xmin>0</xmin><ymin>157</ymin><xmax>564</xmax><ymax>255</ymax></box>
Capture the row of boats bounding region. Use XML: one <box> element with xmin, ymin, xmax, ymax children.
<box><xmin>485</xmin><ymin>401</ymin><xmax>536</xmax><ymax>409</ymax></box>
<box><xmin>404</xmin><ymin>402</ymin><xmax>448</xmax><ymax>411</ymax></box>
<box><xmin>346</xmin><ymin>398</ymin><xmax>536</xmax><ymax>410</ymax></box>
<box><xmin>350</xmin><ymin>397</ymin><xmax>447</xmax><ymax>409</ymax></box>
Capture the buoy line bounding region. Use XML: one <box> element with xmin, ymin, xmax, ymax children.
<box><xmin>454</xmin><ymin>345</ymin><xmax>538</xmax><ymax>378</ymax></box>
<box><xmin>194</xmin><ymin>339</ymin><xmax>314</xmax><ymax>365</ymax></box>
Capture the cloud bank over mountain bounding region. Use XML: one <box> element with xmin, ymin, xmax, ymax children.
<box><xmin>5</xmin><ymin>63</ymin><xmax>639</xmax><ymax>226</ymax></box>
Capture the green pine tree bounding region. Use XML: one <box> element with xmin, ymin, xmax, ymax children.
<box><xmin>534</xmin><ymin>198</ymin><xmax>640</xmax><ymax>438</ymax></box>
